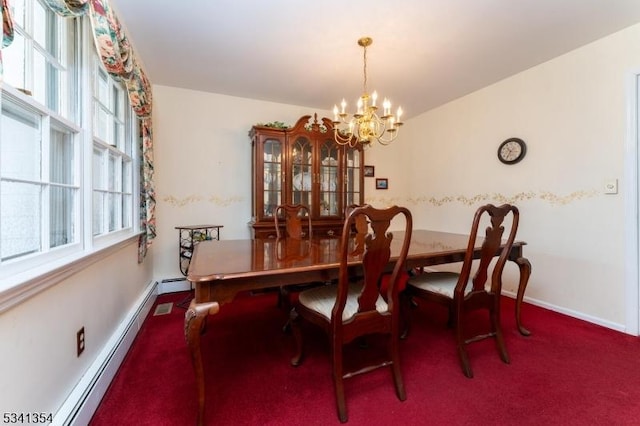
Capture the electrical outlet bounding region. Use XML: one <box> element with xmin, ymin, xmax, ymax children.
<box><xmin>76</xmin><ymin>327</ymin><xmax>85</xmax><ymax>357</ymax></box>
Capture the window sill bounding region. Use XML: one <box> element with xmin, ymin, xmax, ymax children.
<box><xmin>0</xmin><ymin>233</ymin><xmax>142</xmax><ymax>314</ymax></box>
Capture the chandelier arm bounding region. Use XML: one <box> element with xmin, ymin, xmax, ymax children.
<box><xmin>333</xmin><ymin>128</ymin><xmax>357</xmax><ymax>147</ymax></box>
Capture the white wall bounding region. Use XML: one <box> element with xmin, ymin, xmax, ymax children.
<box><xmin>0</xmin><ymin>240</ymin><xmax>154</xmax><ymax>415</ymax></box>
<box><xmin>399</xmin><ymin>23</ymin><xmax>640</xmax><ymax>329</ymax></box>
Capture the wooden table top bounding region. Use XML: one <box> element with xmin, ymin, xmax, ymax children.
<box><xmin>187</xmin><ymin>229</ymin><xmax>526</xmax><ymax>283</ymax></box>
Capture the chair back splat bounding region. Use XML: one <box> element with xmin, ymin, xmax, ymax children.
<box><xmin>275</xmin><ymin>204</ymin><xmax>311</xmax><ymax>239</ymax></box>
<box><xmin>290</xmin><ymin>204</ymin><xmax>413</xmax><ymax>423</ymax></box>
<box><xmin>405</xmin><ymin>203</ymin><xmax>520</xmax><ymax>378</ymax></box>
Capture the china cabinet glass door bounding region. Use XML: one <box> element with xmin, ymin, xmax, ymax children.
<box><xmin>345</xmin><ymin>147</ymin><xmax>361</xmax><ymax>207</ymax></box>
<box><xmin>291</xmin><ymin>136</ymin><xmax>312</xmax><ymax>210</ymax></box>
<box><xmin>320</xmin><ymin>139</ymin><xmax>339</xmax><ymax>217</ymax></box>
<box><xmin>263</xmin><ymin>138</ymin><xmax>282</xmax><ymax>218</ymax></box>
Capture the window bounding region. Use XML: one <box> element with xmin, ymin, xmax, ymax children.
<box><xmin>1</xmin><ymin>0</ymin><xmax>79</xmax><ymax>268</ymax></box>
<box><xmin>92</xmin><ymin>63</ymin><xmax>134</xmax><ymax>238</ymax></box>
<box><xmin>0</xmin><ymin>0</ymin><xmax>139</xmax><ymax>284</ymax></box>
<box><xmin>3</xmin><ymin>0</ymin><xmax>74</xmax><ymax>119</ymax></box>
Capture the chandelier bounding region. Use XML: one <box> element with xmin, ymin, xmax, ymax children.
<box><xmin>332</xmin><ymin>37</ymin><xmax>403</xmax><ymax>147</ymax></box>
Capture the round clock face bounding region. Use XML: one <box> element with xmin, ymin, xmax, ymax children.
<box><xmin>498</xmin><ymin>138</ymin><xmax>527</xmax><ymax>164</ymax></box>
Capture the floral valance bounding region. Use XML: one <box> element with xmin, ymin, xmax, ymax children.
<box><xmin>2</xmin><ymin>0</ymin><xmax>14</xmax><ymax>48</ymax></box>
<box><xmin>88</xmin><ymin>0</ymin><xmax>134</xmax><ymax>80</ymax></box>
<box><xmin>43</xmin><ymin>0</ymin><xmax>88</xmax><ymax>17</ymax></box>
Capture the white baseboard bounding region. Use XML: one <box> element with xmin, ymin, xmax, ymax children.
<box><xmin>52</xmin><ymin>280</ymin><xmax>159</xmax><ymax>426</ymax></box>
<box><xmin>158</xmin><ymin>278</ymin><xmax>192</xmax><ymax>294</ymax></box>
<box><xmin>501</xmin><ymin>290</ymin><xmax>626</xmax><ymax>334</ymax></box>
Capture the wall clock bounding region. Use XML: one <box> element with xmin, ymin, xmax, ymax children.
<box><xmin>497</xmin><ymin>137</ymin><xmax>527</xmax><ymax>164</ymax></box>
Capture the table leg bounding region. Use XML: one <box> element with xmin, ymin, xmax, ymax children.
<box><xmin>514</xmin><ymin>257</ymin><xmax>532</xmax><ymax>336</ymax></box>
<box><xmin>185</xmin><ymin>299</ymin><xmax>220</xmax><ymax>426</ymax></box>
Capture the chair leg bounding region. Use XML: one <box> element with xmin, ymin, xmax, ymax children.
<box><xmin>446</xmin><ymin>305</ymin><xmax>454</xmax><ymax>328</ymax></box>
<box><xmin>332</xmin><ymin>342</ymin><xmax>348</xmax><ymax>423</ymax></box>
<box><xmin>400</xmin><ymin>292</ymin><xmax>414</xmax><ymax>339</ymax></box>
<box><xmin>455</xmin><ymin>315</ymin><xmax>473</xmax><ymax>378</ymax></box>
<box><xmin>491</xmin><ymin>302</ymin><xmax>510</xmax><ymax>364</ymax></box>
<box><xmin>389</xmin><ymin>335</ymin><xmax>406</xmax><ymax>401</ymax></box>
<box><xmin>290</xmin><ymin>309</ymin><xmax>304</xmax><ymax>367</ymax></box>
<box><xmin>280</xmin><ymin>287</ymin><xmax>294</xmax><ymax>333</ymax></box>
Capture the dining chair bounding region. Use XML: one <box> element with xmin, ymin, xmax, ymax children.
<box><xmin>274</xmin><ymin>204</ymin><xmax>317</xmax><ymax>328</ymax></box>
<box><xmin>403</xmin><ymin>203</ymin><xmax>520</xmax><ymax>378</ymax></box>
<box><xmin>289</xmin><ymin>205</ymin><xmax>413</xmax><ymax>423</ymax></box>
<box><xmin>275</xmin><ymin>203</ymin><xmax>312</xmax><ymax>239</ymax></box>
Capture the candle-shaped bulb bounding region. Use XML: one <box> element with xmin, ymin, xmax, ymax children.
<box><xmin>341</xmin><ymin>99</ymin><xmax>347</xmax><ymax>114</ymax></box>
<box><xmin>396</xmin><ymin>106</ymin><xmax>403</xmax><ymax>122</ymax></box>
<box><xmin>372</xmin><ymin>91</ymin><xmax>378</xmax><ymax>107</ymax></box>
<box><xmin>333</xmin><ymin>105</ymin><xmax>339</xmax><ymax>121</ymax></box>
<box><xmin>383</xmin><ymin>98</ymin><xmax>390</xmax><ymax>115</ymax></box>
<box><xmin>357</xmin><ymin>97</ymin><xmax>363</xmax><ymax>114</ymax></box>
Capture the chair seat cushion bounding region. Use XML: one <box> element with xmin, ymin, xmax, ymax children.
<box><xmin>298</xmin><ymin>282</ymin><xmax>388</xmax><ymax>321</ymax></box>
<box><xmin>407</xmin><ymin>271</ymin><xmax>471</xmax><ymax>299</ymax></box>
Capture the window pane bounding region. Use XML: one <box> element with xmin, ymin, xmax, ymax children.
<box><xmin>45</xmin><ymin>10</ymin><xmax>58</xmax><ymax>58</ymax></box>
<box><xmin>95</xmin><ymin>105</ymin><xmax>109</xmax><ymax>141</ymax></box>
<box><xmin>93</xmin><ymin>147</ymin><xmax>105</xmax><ymax>190</ymax></box>
<box><xmin>125</xmin><ymin>125</ymin><xmax>133</xmax><ymax>156</ymax></box>
<box><xmin>50</xmin><ymin>127</ymin><xmax>74</xmax><ymax>185</ymax></box>
<box><xmin>92</xmin><ymin>191</ymin><xmax>104</xmax><ymax>236</ymax></box>
<box><xmin>113</xmin><ymin>121</ymin><xmax>123</xmax><ymax>150</ymax></box>
<box><xmin>33</xmin><ymin>1</ymin><xmax>47</xmax><ymax>47</ymax></box>
<box><xmin>108</xmin><ymin>192</ymin><xmax>118</xmax><ymax>232</ymax></box>
<box><xmin>47</xmin><ymin>63</ymin><xmax>60</xmax><ymax>112</ymax></box>
<box><xmin>10</xmin><ymin>0</ymin><xmax>26</xmax><ymax>27</ymax></box>
<box><xmin>1</xmin><ymin>181</ymin><xmax>41</xmax><ymax>260</ymax></box>
<box><xmin>33</xmin><ymin>50</ymin><xmax>46</xmax><ymax>106</ymax></box>
<box><xmin>122</xmin><ymin>160</ymin><xmax>131</xmax><ymax>193</ymax></box>
<box><xmin>97</xmin><ymin>68</ymin><xmax>109</xmax><ymax>106</ymax></box>
<box><xmin>113</xmin><ymin>85</ymin><xmax>123</xmax><ymax>118</ymax></box>
<box><xmin>122</xmin><ymin>194</ymin><xmax>131</xmax><ymax>228</ymax></box>
<box><xmin>50</xmin><ymin>185</ymin><xmax>74</xmax><ymax>248</ymax></box>
<box><xmin>108</xmin><ymin>153</ymin><xmax>117</xmax><ymax>191</ymax></box>
<box><xmin>3</xmin><ymin>32</ymin><xmax>26</xmax><ymax>90</ymax></box>
<box><xmin>1</xmin><ymin>104</ymin><xmax>41</xmax><ymax>181</ymax></box>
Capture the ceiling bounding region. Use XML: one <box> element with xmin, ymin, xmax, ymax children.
<box><xmin>109</xmin><ymin>0</ymin><xmax>640</xmax><ymax>119</ymax></box>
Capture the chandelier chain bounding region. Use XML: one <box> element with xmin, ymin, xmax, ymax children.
<box><xmin>362</xmin><ymin>43</ymin><xmax>368</xmax><ymax>95</ymax></box>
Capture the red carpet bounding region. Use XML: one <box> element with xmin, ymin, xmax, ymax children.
<box><xmin>90</xmin><ymin>291</ymin><xmax>640</xmax><ymax>425</ymax></box>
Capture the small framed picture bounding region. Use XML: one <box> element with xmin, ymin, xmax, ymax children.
<box><xmin>375</xmin><ymin>178</ymin><xmax>388</xmax><ymax>190</ymax></box>
<box><xmin>364</xmin><ymin>165</ymin><xmax>375</xmax><ymax>177</ymax></box>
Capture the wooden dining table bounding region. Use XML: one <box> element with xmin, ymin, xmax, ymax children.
<box><xmin>185</xmin><ymin>229</ymin><xmax>532</xmax><ymax>425</ymax></box>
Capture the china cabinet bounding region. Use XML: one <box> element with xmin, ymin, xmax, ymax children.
<box><xmin>249</xmin><ymin>114</ymin><xmax>364</xmax><ymax>239</ymax></box>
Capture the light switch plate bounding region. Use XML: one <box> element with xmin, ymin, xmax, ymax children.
<box><xmin>604</xmin><ymin>179</ymin><xmax>618</xmax><ymax>194</ymax></box>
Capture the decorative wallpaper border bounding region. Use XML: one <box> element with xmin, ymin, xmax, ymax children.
<box><xmin>162</xmin><ymin>189</ymin><xmax>599</xmax><ymax>208</ymax></box>
<box><xmin>162</xmin><ymin>194</ymin><xmax>244</xmax><ymax>207</ymax></box>
<box><xmin>368</xmin><ymin>189</ymin><xmax>599</xmax><ymax>207</ymax></box>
